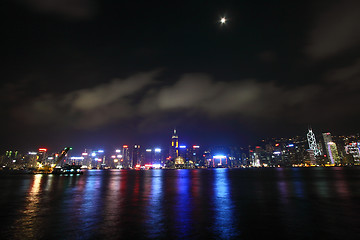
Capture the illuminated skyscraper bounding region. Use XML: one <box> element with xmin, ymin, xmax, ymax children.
<box><xmin>132</xmin><ymin>145</ymin><xmax>140</xmax><ymax>167</ymax></box>
<box><xmin>345</xmin><ymin>143</ymin><xmax>360</xmax><ymax>165</ymax></box>
<box><xmin>323</xmin><ymin>132</ymin><xmax>332</xmax><ymax>145</ymax></box>
<box><xmin>322</xmin><ymin>132</ymin><xmax>340</xmax><ymax>165</ymax></box>
<box><xmin>307</xmin><ymin>128</ymin><xmax>321</xmax><ymax>156</ymax></box>
<box><xmin>122</xmin><ymin>145</ymin><xmax>130</xmax><ymax>168</ymax></box>
<box><xmin>170</xmin><ymin>129</ymin><xmax>179</xmax><ymax>159</ymax></box>
<box><xmin>327</xmin><ymin>142</ymin><xmax>340</xmax><ymax>165</ymax></box>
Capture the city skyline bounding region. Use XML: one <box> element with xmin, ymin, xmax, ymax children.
<box><xmin>2</xmin><ymin>0</ymin><xmax>360</xmax><ymax>151</ymax></box>
<box><xmin>2</xmin><ymin>128</ymin><xmax>359</xmax><ymax>170</ymax></box>
<box><xmin>2</xmin><ymin>126</ymin><xmax>360</xmax><ymax>153</ymax></box>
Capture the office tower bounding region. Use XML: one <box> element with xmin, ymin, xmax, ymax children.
<box><xmin>122</xmin><ymin>145</ymin><xmax>130</xmax><ymax>168</ymax></box>
<box><xmin>307</xmin><ymin>129</ymin><xmax>321</xmax><ymax>156</ymax></box>
<box><xmin>145</xmin><ymin>148</ymin><xmax>153</xmax><ymax>165</ymax></box>
<box><xmin>132</xmin><ymin>145</ymin><xmax>140</xmax><ymax>167</ymax></box>
<box><xmin>154</xmin><ymin>148</ymin><xmax>163</xmax><ymax>166</ymax></box>
<box><xmin>323</xmin><ymin>132</ymin><xmax>332</xmax><ymax>144</ymax></box>
<box><xmin>305</xmin><ymin>149</ymin><xmax>316</xmax><ymax>165</ymax></box>
<box><xmin>322</xmin><ymin>133</ymin><xmax>340</xmax><ymax>165</ymax></box>
<box><xmin>170</xmin><ymin>129</ymin><xmax>179</xmax><ymax>159</ymax></box>
<box><xmin>327</xmin><ymin>142</ymin><xmax>340</xmax><ymax>165</ymax></box>
<box><xmin>345</xmin><ymin>143</ymin><xmax>360</xmax><ymax>165</ymax></box>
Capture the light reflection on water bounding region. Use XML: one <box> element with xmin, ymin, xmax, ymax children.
<box><xmin>175</xmin><ymin>170</ymin><xmax>193</xmax><ymax>238</ymax></box>
<box><xmin>12</xmin><ymin>174</ymin><xmax>43</xmax><ymax>239</ymax></box>
<box><xmin>146</xmin><ymin>169</ymin><xmax>164</xmax><ymax>238</ymax></box>
<box><xmin>213</xmin><ymin>169</ymin><xmax>239</xmax><ymax>239</ymax></box>
<box><xmin>1</xmin><ymin>168</ymin><xmax>359</xmax><ymax>239</ymax></box>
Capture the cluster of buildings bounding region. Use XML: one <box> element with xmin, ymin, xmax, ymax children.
<box><xmin>1</xmin><ymin>129</ymin><xmax>360</xmax><ymax>170</ymax></box>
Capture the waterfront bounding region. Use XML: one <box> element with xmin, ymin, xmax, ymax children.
<box><xmin>1</xmin><ymin>168</ymin><xmax>360</xmax><ymax>239</ymax></box>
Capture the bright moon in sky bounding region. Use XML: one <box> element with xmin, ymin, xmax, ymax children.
<box><xmin>220</xmin><ymin>17</ymin><xmax>227</xmax><ymax>24</ymax></box>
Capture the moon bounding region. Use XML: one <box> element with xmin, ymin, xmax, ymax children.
<box><xmin>220</xmin><ymin>17</ymin><xmax>227</xmax><ymax>24</ymax></box>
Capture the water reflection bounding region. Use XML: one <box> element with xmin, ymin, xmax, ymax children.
<box><xmin>290</xmin><ymin>168</ymin><xmax>305</xmax><ymax>198</ymax></box>
<box><xmin>101</xmin><ymin>170</ymin><xmax>122</xmax><ymax>238</ymax></box>
<box><xmin>146</xmin><ymin>170</ymin><xmax>164</xmax><ymax>238</ymax></box>
<box><xmin>175</xmin><ymin>170</ymin><xmax>193</xmax><ymax>238</ymax></box>
<box><xmin>13</xmin><ymin>174</ymin><xmax>43</xmax><ymax>239</ymax></box>
<box><xmin>333</xmin><ymin>168</ymin><xmax>350</xmax><ymax>199</ymax></box>
<box><xmin>78</xmin><ymin>170</ymin><xmax>103</xmax><ymax>235</ymax></box>
<box><xmin>213</xmin><ymin>169</ymin><xmax>239</xmax><ymax>238</ymax></box>
<box><xmin>1</xmin><ymin>168</ymin><xmax>359</xmax><ymax>239</ymax></box>
<box><xmin>276</xmin><ymin>168</ymin><xmax>290</xmax><ymax>205</ymax></box>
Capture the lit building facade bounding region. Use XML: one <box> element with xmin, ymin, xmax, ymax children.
<box><xmin>345</xmin><ymin>142</ymin><xmax>360</xmax><ymax>165</ymax></box>
<box><xmin>322</xmin><ymin>132</ymin><xmax>340</xmax><ymax>165</ymax></box>
<box><xmin>170</xmin><ymin>129</ymin><xmax>179</xmax><ymax>160</ymax></box>
<box><xmin>131</xmin><ymin>145</ymin><xmax>141</xmax><ymax>167</ymax></box>
<box><xmin>327</xmin><ymin>142</ymin><xmax>340</xmax><ymax>165</ymax></box>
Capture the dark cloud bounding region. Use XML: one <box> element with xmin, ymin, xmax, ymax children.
<box><xmin>305</xmin><ymin>0</ymin><xmax>360</xmax><ymax>59</ymax></box>
<box><xmin>14</xmin><ymin>71</ymin><xmax>325</xmax><ymax>131</ymax></box>
<box><xmin>141</xmin><ymin>73</ymin><xmax>320</xmax><ymax>121</ymax></box>
<box><xmin>7</xmin><ymin>66</ymin><xmax>360</xmax><ymax>149</ymax></box>
<box><xmin>17</xmin><ymin>0</ymin><xmax>98</xmax><ymax>19</ymax></box>
<box><xmin>13</xmin><ymin>71</ymin><xmax>159</xmax><ymax>129</ymax></box>
<box><xmin>258</xmin><ymin>51</ymin><xmax>277</xmax><ymax>63</ymax></box>
<box><xmin>326</xmin><ymin>59</ymin><xmax>360</xmax><ymax>85</ymax></box>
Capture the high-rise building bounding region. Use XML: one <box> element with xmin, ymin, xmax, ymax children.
<box><xmin>170</xmin><ymin>129</ymin><xmax>179</xmax><ymax>160</ymax></box>
<box><xmin>154</xmin><ymin>148</ymin><xmax>163</xmax><ymax>166</ymax></box>
<box><xmin>131</xmin><ymin>145</ymin><xmax>141</xmax><ymax>167</ymax></box>
<box><xmin>327</xmin><ymin>142</ymin><xmax>340</xmax><ymax>165</ymax></box>
<box><xmin>322</xmin><ymin>132</ymin><xmax>340</xmax><ymax>165</ymax></box>
<box><xmin>323</xmin><ymin>132</ymin><xmax>332</xmax><ymax>145</ymax></box>
<box><xmin>345</xmin><ymin>142</ymin><xmax>360</xmax><ymax>165</ymax></box>
<box><xmin>307</xmin><ymin>129</ymin><xmax>321</xmax><ymax>156</ymax></box>
<box><xmin>305</xmin><ymin>149</ymin><xmax>316</xmax><ymax>165</ymax></box>
<box><xmin>122</xmin><ymin>145</ymin><xmax>130</xmax><ymax>168</ymax></box>
<box><xmin>145</xmin><ymin>148</ymin><xmax>153</xmax><ymax>165</ymax></box>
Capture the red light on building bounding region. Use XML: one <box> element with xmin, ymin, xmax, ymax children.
<box><xmin>256</xmin><ymin>146</ymin><xmax>261</xmax><ymax>149</ymax></box>
<box><xmin>38</xmin><ymin>148</ymin><xmax>47</xmax><ymax>152</ymax></box>
<box><xmin>123</xmin><ymin>145</ymin><xmax>128</xmax><ymax>148</ymax></box>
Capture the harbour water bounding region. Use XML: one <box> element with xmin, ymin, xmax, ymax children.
<box><xmin>0</xmin><ymin>167</ymin><xmax>360</xmax><ymax>239</ymax></box>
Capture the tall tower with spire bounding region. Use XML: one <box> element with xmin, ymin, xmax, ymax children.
<box><xmin>307</xmin><ymin>128</ymin><xmax>321</xmax><ymax>157</ymax></box>
<box><xmin>170</xmin><ymin>129</ymin><xmax>179</xmax><ymax>159</ymax></box>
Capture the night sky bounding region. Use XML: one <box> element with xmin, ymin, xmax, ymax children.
<box><xmin>1</xmin><ymin>0</ymin><xmax>360</xmax><ymax>152</ymax></box>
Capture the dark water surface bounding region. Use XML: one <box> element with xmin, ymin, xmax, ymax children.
<box><xmin>1</xmin><ymin>168</ymin><xmax>360</xmax><ymax>239</ymax></box>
